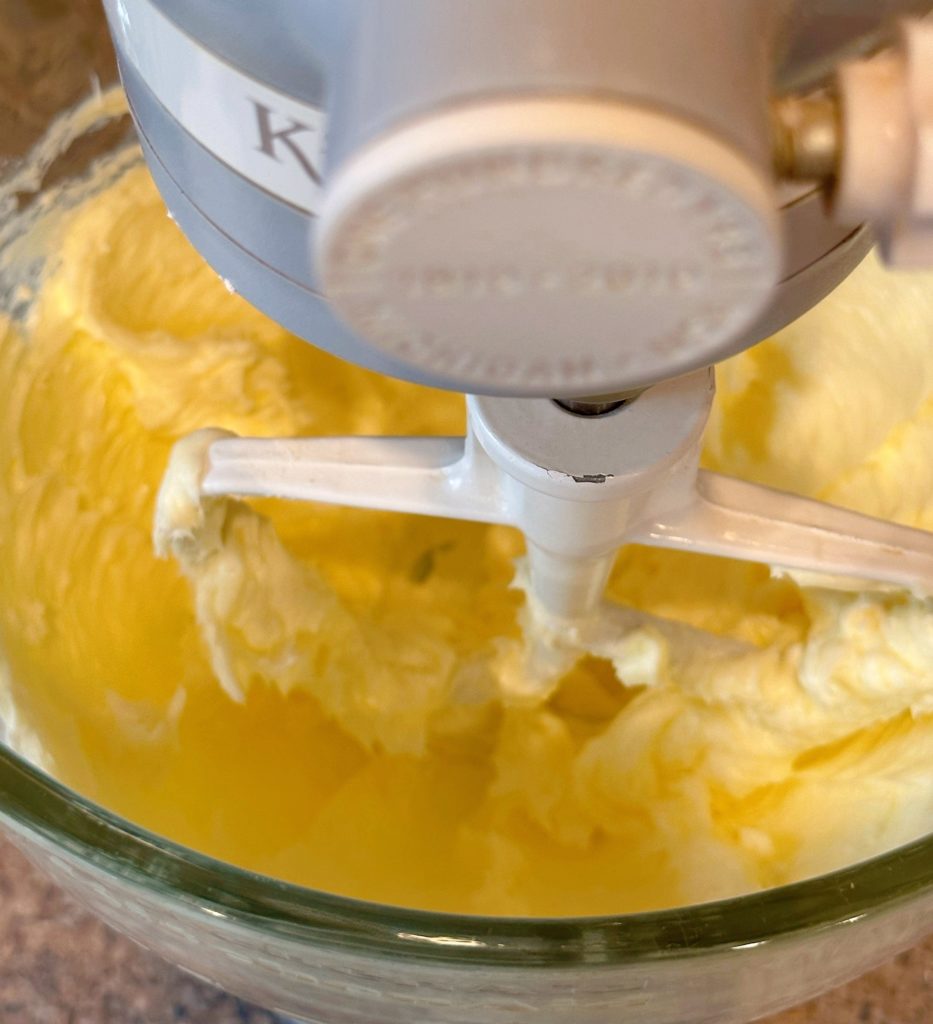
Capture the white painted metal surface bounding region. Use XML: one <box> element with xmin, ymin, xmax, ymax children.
<box><xmin>185</xmin><ymin>371</ymin><xmax>933</xmax><ymax>622</ymax></box>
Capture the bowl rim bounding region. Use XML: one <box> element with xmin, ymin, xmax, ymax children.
<box><xmin>1</xmin><ymin>743</ymin><xmax>930</xmax><ymax>968</ymax></box>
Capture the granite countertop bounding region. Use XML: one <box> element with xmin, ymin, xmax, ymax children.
<box><xmin>0</xmin><ymin>839</ymin><xmax>929</xmax><ymax>1024</ymax></box>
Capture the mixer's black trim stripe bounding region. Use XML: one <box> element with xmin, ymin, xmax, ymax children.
<box><xmin>783</xmin><ymin>226</ymin><xmax>868</xmax><ymax>282</ymax></box>
<box><xmin>116</xmin><ymin>56</ymin><xmax>319</xmax><ymax>224</ymax></box>
<box><xmin>126</xmin><ymin>89</ymin><xmax>325</xmax><ymax>299</ymax></box>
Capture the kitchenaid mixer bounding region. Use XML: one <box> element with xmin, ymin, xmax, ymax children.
<box><xmin>114</xmin><ymin>0</ymin><xmax>933</xmax><ymax>626</ymax></box>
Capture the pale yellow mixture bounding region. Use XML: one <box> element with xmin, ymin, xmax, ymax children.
<box><xmin>0</xmin><ymin>164</ymin><xmax>931</xmax><ymax>915</ymax></box>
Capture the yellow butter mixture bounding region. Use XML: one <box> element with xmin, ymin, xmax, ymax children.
<box><xmin>0</xmin><ymin>163</ymin><xmax>932</xmax><ymax>915</ymax></box>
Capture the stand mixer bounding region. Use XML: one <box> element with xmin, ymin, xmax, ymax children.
<box><xmin>104</xmin><ymin>0</ymin><xmax>933</xmax><ymax>628</ymax></box>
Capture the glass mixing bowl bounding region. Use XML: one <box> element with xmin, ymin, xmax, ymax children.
<box><xmin>0</xmin><ymin>4</ymin><xmax>930</xmax><ymax>1023</ymax></box>
<box><xmin>0</xmin><ymin>742</ymin><xmax>931</xmax><ymax>1024</ymax></box>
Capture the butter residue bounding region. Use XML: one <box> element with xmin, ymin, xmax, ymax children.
<box><xmin>1</xmin><ymin>158</ymin><xmax>932</xmax><ymax>915</ymax></box>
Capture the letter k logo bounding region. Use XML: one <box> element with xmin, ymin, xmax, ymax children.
<box><xmin>251</xmin><ymin>99</ymin><xmax>322</xmax><ymax>185</ymax></box>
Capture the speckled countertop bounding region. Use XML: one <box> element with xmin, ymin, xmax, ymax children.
<box><xmin>0</xmin><ymin>839</ymin><xmax>929</xmax><ymax>1024</ymax></box>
